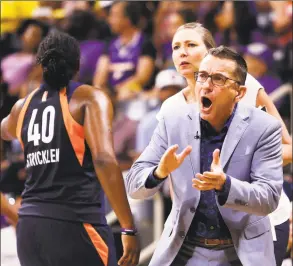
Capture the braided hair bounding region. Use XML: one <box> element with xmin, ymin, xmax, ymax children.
<box><xmin>36</xmin><ymin>31</ymin><xmax>80</xmax><ymax>90</ymax></box>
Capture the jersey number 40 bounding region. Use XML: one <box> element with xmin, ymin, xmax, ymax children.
<box><xmin>28</xmin><ymin>106</ymin><xmax>55</xmax><ymax>146</ymax></box>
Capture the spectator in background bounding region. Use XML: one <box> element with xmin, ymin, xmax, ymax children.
<box><xmin>197</xmin><ymin>2</ymin><xmax>221</xmax><ymax>34</ymax></box>
<box><xmin>112</xmin><ymin>109</ymin><xmax>139</xmax><ymax>171</ymax></box>
<box><xmin>135</xmin><ymin>69</ymin><xmax>186</xmax><ymax>155</ymax></box>
<box><xmin>214</xmin><ymin>1</ymin><xmax>258</xmax><ymax>47</ymax></box>
<box><xmin>93</xmin><ymin>1</ymin><xmax>156</xmax><ymax>102</ymax></box>
<box><xmin>269</xmin><ymin>1</ymin><xmax>292</xmax><ymax>40</ymax></box>
<box><xmin>167</xmin><ymin>9</ymin><xmax>198</xmax><ymax>41</ymax></box>
<box><xmin>0</xmin><ymin>32</ymin><xmax>20</xmax><ymax>62</ymax></box>
<box><xmin>153</xmin><ymin>1</ymin><xmax>200</xmax><ymax>50</ymax></box>
<box><xmin>96</xmin><ymin>1</ymin><xmax>113</xmax><ymax>20</ymax></box>
<box><xmin>162</xmin><ymin>9</ymin><xmax>198</xmax><ymax>69</ymax></box>
<box><xmin>243</xmin><ymin>43</ymin><xmax>282</xmax><ymax>95</ymax></box>
<box><xmin>269</xmin><ymin>1</ymin><xmax>292</xmax><ymax>84</ymax></box>
<box><xmin>139</xmin><ymin>1</ymin><xmax>159</xmax><ymax>37</ymax></box>
<box><xmin>0</xmin><ymin>68</ymin><xmax>14</xmax><ymax>121</ymax></box>
<box><xmin>61</xmin><ymin>0</ymin><xmax>112</xmax><ymax>41</ymax></box>
<box><xmin>62</xmin><ymin>10</ymin><xmax>105</xmax><ymax>85</ymax></box>
<box><xmin>1</xmin><ymin>19</ymin><xmax>49</xmax><ymax>97</ymax></box>
<box><xmin>253</xmin><ymin>2</ymin><xmax>275</xmax><ymax>42</ymax></box>
<box><xmin>62</xmin><ymin>1</ymin><xmax>96</xmax><ymax>16</ymax></box>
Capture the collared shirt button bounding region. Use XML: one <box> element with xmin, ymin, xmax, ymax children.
<box><xmin>190</xmin><ymin>207</ymin><xmax>196</xmax><ymax>213</ymax></box>
<box><xmin>179</xmin><ymin>231</ymin><xmax>185</xmax><ymax>238</ymax></box>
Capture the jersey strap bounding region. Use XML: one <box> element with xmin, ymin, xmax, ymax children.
<box><xmin>59</xmin><ymin>87</ymin><xmax>85</xmax><ymax>166</ymax></box>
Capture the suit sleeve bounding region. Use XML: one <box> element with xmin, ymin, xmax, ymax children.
<box><xmin>125</xmin><ymin>117</ymin><xmax>168</xmax><ymax>199</ymax></box>
<box><xmin>220</xmin><ymin>120</ymin><xmax>283</xmax><ymax>216</ymax></box>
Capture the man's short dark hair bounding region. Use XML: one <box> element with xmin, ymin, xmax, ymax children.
<box><xmin>207</xmin><ymin>46</ymin><xmax>248</xmax><ymax>85</ymax></box>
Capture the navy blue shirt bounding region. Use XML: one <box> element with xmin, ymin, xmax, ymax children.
<box><xmin>146</xmin><ymin>105</ymin><xmax>237</xmax><ymax>239</ymax></box>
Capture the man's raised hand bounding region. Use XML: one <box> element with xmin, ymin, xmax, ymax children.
<box><xmin>192</xmin><ymin>149</ymin><xmax>226</xmax><ymax>191</ymax></box>
<box><xmin>155</xmin><ymin>145</ymin><xmax>192</xmax><ymax>179</ymax></box>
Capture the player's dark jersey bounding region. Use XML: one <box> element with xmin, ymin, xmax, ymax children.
<box><xmin>16</xmin><ymin>81</ymin><xmax>106</xmax><ymax>224</ymax></box>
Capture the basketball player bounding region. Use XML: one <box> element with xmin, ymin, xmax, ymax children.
<box><xmin>1</xmin><ymin>31</ymin><xmax>139</xmax><ymax>266</ymax></box>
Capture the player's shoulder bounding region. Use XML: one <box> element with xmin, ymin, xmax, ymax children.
<box><xmin>72</xmin><ymin>84</ymin><xmax>111</xmax><ymax>105</ymax></box>
<box><xmin>12</xmin><ymin>98</ymin><xmax>26</xmax><ymax>117</ymax></box>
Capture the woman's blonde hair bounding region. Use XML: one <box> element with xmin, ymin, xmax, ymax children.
<box><xmin>176</xmin><ymin>22</ymin><xmax>216</xmax><ymax>49</ymax></box>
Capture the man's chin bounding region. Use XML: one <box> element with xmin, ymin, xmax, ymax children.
<box><xmin>200</xmin><ymin>113</ymin><xmax>210</xmax><ymax>122</ymax></box>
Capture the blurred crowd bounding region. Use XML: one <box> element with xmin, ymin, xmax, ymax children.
<box><xmin>0</xmin><ymin>1</ymin><xmax>292</xmax><ymax>265</ymax></box>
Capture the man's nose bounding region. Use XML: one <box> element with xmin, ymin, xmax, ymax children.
<box><xmin>201</xmin><ymin>77</ymin><xmax>213</xmax><ymax>93</ymax></box>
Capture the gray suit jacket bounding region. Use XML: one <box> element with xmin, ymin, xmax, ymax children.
<box><xmin>125</xmin><ymin>103</ymin><xmax>283</xmax><ymax>266</ymax></box>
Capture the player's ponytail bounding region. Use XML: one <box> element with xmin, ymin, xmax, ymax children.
<box><xmin>36</xmin><ymin>31</ymin><xmax>80</xmax><ymax>90</ymax></box>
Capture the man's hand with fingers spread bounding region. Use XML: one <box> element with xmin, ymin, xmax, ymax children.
<box><xmin>192</xmin><ymin>149</ymin><xmax>226</xmax><ymax>191</ymax></box>
<box><xmin>154</xmin><ymin>144</ymin><xmax>192</xmax><ymax>179</ymax></box>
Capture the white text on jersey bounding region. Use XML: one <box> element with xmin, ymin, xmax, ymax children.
<box><xmin>26</xmin><ymin>148</ymin><xmax>60</xmax><ymax>168</ymax></box>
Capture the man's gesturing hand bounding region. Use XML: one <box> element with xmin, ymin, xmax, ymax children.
<box><xmin>155</xmin><ymin>145</ymin><xmax>192</xmax><ymax>179</ymax></box>
<box><xmin>192</xmin><ymin>149</ymin><xmax>226</xmax><ymax>191</ymax></box>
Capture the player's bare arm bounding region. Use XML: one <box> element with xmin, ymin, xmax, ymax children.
<box><xmin>256</xmin><ymin>88</ymin><xmax>292</xmax><ymax>166</ymax></box>
<box><xmin>71</xmin><ymin>85</ymin><xmax>135</xmax><ymax>228</ymax></box>
<box><xmin>70</xmin><ymin>85</ymin><xmax>139</xmax><ymax>266</ymax></box>
<box><xmin>1</xmin><ymin>98</ymin><xmax>24</xmax><ymax>141</ymax></box>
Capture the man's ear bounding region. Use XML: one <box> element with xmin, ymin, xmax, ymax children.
<box><xmin>235</xmin><ymin>85</ymin><xmax>247</xmax><ymax>103</ymax></box>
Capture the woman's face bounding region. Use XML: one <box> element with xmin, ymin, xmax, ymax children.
<box><xmin>167</xmin><ymin>13</ymin><xmax>185</xmax><ymax>40</ymax></box>
<box><xmin>172</xmin><ymin>28</ymin><xmax>208</xmax><ymax>79</ymax></box>
<box><xmin>22</xmin><ymin>24</ymin><xmax>43</xmax><ymax>53</ymax></box>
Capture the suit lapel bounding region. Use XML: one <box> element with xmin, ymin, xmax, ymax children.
<box><xmin>186</xmin><ymin>103</ymin><xmax>201</xmax><ymax>182</ymax></box>
<box><xmin>220</xmin><ymin>104</ymin><xmax>250</xmax><ymax>169</ymax></box>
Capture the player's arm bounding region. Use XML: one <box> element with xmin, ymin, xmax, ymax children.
<box><xmin>0</xmin><ymin>192</ymin><xmax>18</xmax><ymax>227</ymax></box>
<box><xmin>1</xmin><ymin>99</ymin><xmax>24</xmax><ymax>141</ymax></box>
<box><xmin>256</xmin><ymin>88</ymin><xmax>292</xmax><ymax>166</ymax></box>
<box><xmin>83</xmin><ymin>88</ymin><xmax>140</xmax><ymax>265</ymax></box>
<box><xmin>83</xmin><ymin>88</ymin><xmax>135</xmax><ymax>229</ymax></box>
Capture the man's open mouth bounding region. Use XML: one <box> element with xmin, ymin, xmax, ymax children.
<box><xmin>201</xmin><ymin>96</ymin><xmax>212</xmax><ymax>109</ymax></box>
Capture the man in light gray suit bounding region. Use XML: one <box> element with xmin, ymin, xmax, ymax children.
<box><xmin>125</xmin><ymin>46</ymin><xmax>283</xmax><ymax>266</ymax></box>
